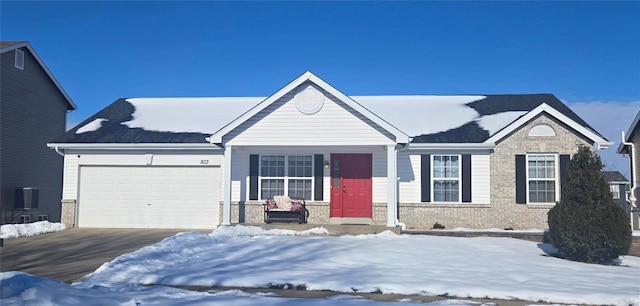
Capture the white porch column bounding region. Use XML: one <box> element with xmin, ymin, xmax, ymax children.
<box><xmin>222</xmin><ymin>145</ymin><xmax>233</xmax><ymax>226</ymax></box>
<box><xmin>386</xmin><ymin>145</ymin><xmax>398</xmax><ymax>227</ymax></box>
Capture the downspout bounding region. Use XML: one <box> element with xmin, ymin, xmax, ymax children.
<box><xmin>622</xmin><ymin>131</ymin><xmax>638</xmax><ymax>228</ymax></box>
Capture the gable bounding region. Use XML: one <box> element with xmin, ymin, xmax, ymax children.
<box><xmin>486</xmin><ymin>103</ymin><xmax>611</xmax><ymax>149</ymax></box>
<box><xmin>0</xmin><ymin>41</ymin><xmax>76</xmax><ymax>110</ymax></box>
<box><xmin>224</xmin><ymin>82</ymin><xmax>396</xmax><ymax>146</ymax></box>
<box><xmin>210</xmin><ymin>71</ymin><xmax>409</xmax><ymax>145</ymax></box>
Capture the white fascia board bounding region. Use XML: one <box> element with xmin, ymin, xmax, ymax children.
<box><xmin>47</xmin><ymin>143</ymin><xmax>222</xmax><ymax>151</ymax></box>
<box><xmin>2</xmin><ymin>42</ymin><xmax>77</xmax><ymax>110</ymax></box>
<box><xmin>485</xmin><ymin>103</ymin><xmax>611</xmax><ymax>149</ymax></box>
<box><xmin>407</xmin><ymin>143</ymin><xmax>495</xmax><ymax>154</ymax></box>
<box><xmin>209</xmin><ymin>71</ymin><xmax>410</xmax><ymax>145</ymax></box>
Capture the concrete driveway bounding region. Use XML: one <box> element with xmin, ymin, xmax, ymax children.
<box><xmin>0</xmin><ymin>228</ymin><xmax>203</xmax><ymax>283</ymax></box>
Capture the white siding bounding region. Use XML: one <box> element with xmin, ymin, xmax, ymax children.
<box><xmin>62</xmin><ymin>154</ymin><xmax>79</xmax><ymax>200</ymax></box>
<box><xmin>397</xmin><ymin>152</ymin><xmax>491</xmax><ymax>204</ymax></box>
<box><xmin>398</xmin><ymin>152</ymin><xmax>421</xmax><ymax>203</ymax></box>
<box><xmin>471</xmin><ymin>154</ymin><xmax>491</xmax><ymax>203</ymax></box>
<box><xmin>229</xmin><ymin>146</ymin><xmax>388</xmax><ymax>202</ymax></box>
<box><xmin>62</xmin><ymin>151</ymin><xmax>223</xmax><ymax>202</ymax></box>
<box><xmin>225</xmin><ymin>86</ymin><xmax>395</xmax><ymax>146</ymax></box>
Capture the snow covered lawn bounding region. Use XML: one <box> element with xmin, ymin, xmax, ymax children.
<box><xmin>2</xmin><ymin>225</ymin><xmax>639</xmax><ymax>305</ymax></box>
<box><xmin>0</xmin><ymin>221</ymin><xmax>65</xmax><ymax>239</ymax></box>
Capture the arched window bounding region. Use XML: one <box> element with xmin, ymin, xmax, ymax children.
<box><xmin>528</xmin><ymin>124</ymin><xmax>556</xmax><ymax>137</ymax></box>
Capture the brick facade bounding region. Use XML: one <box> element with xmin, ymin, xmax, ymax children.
<box><xmin>399</xmin><ymin>114</ymin><xmax>591</xmax><ymax>230</ymax></box>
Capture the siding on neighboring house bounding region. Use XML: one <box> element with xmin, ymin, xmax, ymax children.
<box><xmin>224</xmin><ymin>82</ymin><xmax>396</xmax><ymax>146</ymax></box>
<box><xmin>632</xmin><ymin>132</ymin><xmax>640</xmax><ymax>200</ymax></box>
<box><xmin>0</xmin><ymin>47</ymin><xmax>68</xmax><ymax>223</ymax></box>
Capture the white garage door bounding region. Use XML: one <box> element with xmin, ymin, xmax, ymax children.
<box><xmin>78</xmin><ymin>166</ymin><xmax>221</xmax><ymax>229</ymax></box>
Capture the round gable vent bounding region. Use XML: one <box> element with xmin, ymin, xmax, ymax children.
<box><xmin>294</xmin><ymin>84</ymin><xmax>324</xmax><ymax>115</ymax></box>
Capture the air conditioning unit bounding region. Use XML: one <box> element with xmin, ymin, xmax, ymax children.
<box><xmin>14</xmin><ymin>187</ymin><xmax>39</xmax><ymax>209</ymax></box>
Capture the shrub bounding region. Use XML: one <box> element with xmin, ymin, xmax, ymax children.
<box><xmin>547</xmin><ymin>146</ymin><xmax>631</xmax><ymax>263</ymax></box>
<box><xmin>432</xmin><ymin>222</ymin><xmax>446</xmax><ymax>229</ymax></box>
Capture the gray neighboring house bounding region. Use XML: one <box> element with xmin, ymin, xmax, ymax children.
<box><xmin>0</xmin><ymin>41</ymin><xmax>77</xmax><ymax>224</ymax></box>
<box><xmin>618</xmin><ymin>110</ymin><xmax>640</xmax><ymax>230</ymax></box>
<box><xmin>602</xmin><ymin>170</ymin><xmax>630</xmax><ymax>210</ymax></box>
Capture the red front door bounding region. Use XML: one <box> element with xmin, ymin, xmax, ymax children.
<box><xmin>330</xmin><ymin>154</ymin><xmax>372</xmax><ymax>218</ymax></box>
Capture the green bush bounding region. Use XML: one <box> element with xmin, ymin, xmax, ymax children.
<box><xmin>432</xmin><ymin>222</ymin><xmax>446</xmax><ymax>229</ymax></box>
<box><xmin>548</xmin><ymin>146</ymin><xmax>631</xmax><ymax>264</ymax></box>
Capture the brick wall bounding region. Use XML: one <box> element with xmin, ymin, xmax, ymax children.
<box><xmin>399</xmin><ymin>114</ymin><xmax>592</xmax><ymax>230</ymax></box>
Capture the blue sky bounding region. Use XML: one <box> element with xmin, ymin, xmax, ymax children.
<box><xmin>2</xmin><ymin>1</ymin><xmax>639</xmax><ymax>175</ymax></box>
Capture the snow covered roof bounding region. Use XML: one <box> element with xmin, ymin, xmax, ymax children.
<box><xmin>52</xmin><ymin>92</ymin><xmax>604</xmax><ymax>145</ymax></box>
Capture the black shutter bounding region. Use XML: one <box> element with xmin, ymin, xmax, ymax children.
<box><xmin>462</xmin><ymin>155</ymin><xmax>472</xmax><ymax>203</ymax></box>
<box><xmin>515</xmin><ymin>155</ymin><xmax>526</xmax><ymax>204</ymax></box>
<box><xmin>559</xmin><ymin>154</ymin><xmax>570</xmax><ymax>195</ymax></box>
<box><xmin>314</xmin><ymin>154</ymin><xmax>324</xmax><ymax>201</ymax></box>
<box><xmin>421</xmin><ymin>154</ymin><xmax>431</xmax><ymax>202</ymax></box>
<box><xmin>249</xmin><ymin>155</ymin><xmax>259</xmax><ymax>200</ymax></box>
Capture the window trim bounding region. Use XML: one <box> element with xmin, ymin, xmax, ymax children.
<box><xmin>15</xmin><ymin>49</ymin><xmax>24</xmax><ymax>70</ymax></box>
<box><xmin>431</xmin><ymin>154</ymin><xmax>462</xmax><ymax>203</ymax></box>
<box><xmin>610</xmin><ymin>184</ymin><xmax>620</xmax><ymax>200</ymax></box>
<box><xmin>258</xmin><ymin>154</ymin><xmax>314</xmax><ymax>200</ymax></box>
<box><xmin>525</xmin><ymin>153</ymin><xmax>560</xmax><ymax>205</ymax></box>
<box><xmin>20</xmin><ymin>214</ymin><xmax>31</xmax><ymax>224</ymax></box>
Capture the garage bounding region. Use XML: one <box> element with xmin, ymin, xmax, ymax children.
<box><xmin>77</xmin><ymin>166</ymin><xmax>221</xmax><ymax>229</ymax></box>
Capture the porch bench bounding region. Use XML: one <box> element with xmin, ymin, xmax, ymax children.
<box><xmin>264</xmin><ymin>195</ymin><xmax>308</xmax><ymax>224</ymax></box>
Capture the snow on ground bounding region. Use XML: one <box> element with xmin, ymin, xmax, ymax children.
<box><xmin>75</xmin><ymin>118</ymin><xmax>108</xmax><ymax>134</ymax></box>
<box><xmin>443</xmin><ymin>227</ymin><xmax>545</xmax><ymax>233</ymax></box>
<box><xmin>75</xmin><ymin>226</ymin><xmax>639</xmax><ymax>305</ymax></box>
<box><xmin>0</xmin><ymin>272</ymin><xmax>489</xmax><ymax>306</ymax></box>
<box><xmin>2</xmin><ymin>225</ymin><xmax>638</xmax><ymax>305</ymax></box>
<box><xmin>633</xmin><ymin>230</ymin><xmax>640</xmax><ymax>237</ymax></box>
<box><xmin>0</xmin><ymin>221</ymin><xmax>65</xmax><ymax>239</ymax></box>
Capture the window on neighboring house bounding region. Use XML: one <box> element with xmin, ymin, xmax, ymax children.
<box><xmin>15</xmin><ymin>49</ymin><xmax>24</xmax><ymax>69</ymax></box>
<box><xmin>610</xmin><ymin>184</ymin><xmax>620</xmax><ymax>199</ymax></box>
<box><xmin>38</xmin><ymin>214</ymin><xmax>49</xmax><ymax>221</ymax></box>
<box><xmin>20</xmin><ymin>215</ymin><xmax>31</xmax><ymax>224</ymax></box>
<box><xmin>527</xmin><ymin>154</ymin><xmax>558</xmax><ymax>203</ymax></box>
<box><xmin>259</xmin><ymin>155</ymin><xmax>313</xmax><ymax>200</ymax></box>
<box><xmin>432</xmin><ymin>155</ymin><xmax>460</xmax><ymax>202</ymax></box>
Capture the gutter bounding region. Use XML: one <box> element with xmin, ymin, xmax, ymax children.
<box><xmin>46</xmin><ymin>143</ymin><xmax>222</xmax><ymax>151</ymax></box>
<box><xmin>54</xmin><ymin>146</ymin><xmax>64</xmax><ymax>157</ymax></box>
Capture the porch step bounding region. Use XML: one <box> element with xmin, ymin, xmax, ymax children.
<box><xmin>239</xmin><ymin>223</ymin><xmax>401</xmax><ymax>235</ymax></box>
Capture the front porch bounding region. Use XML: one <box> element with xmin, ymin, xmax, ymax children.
<box><xmin>219</xmin><ymin>201</ymin><xmax>392</xmax><ymax>226</ymax></box>
<box><xmin>237</xmin><ymin>223</ymin><xmax>401</xmax><ymax>235</ymax></box>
